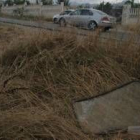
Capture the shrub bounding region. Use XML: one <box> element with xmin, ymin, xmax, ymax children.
<box><xmin>41</xmin><ymin>0</ymin><xmax>52</xmax><ymax>5</ymax></box>
<box><xmin>13</xmin><ymin>7</ymin><xmax>25</xmax><ymax>17</ymax></box>
<box><xmin>4</xmin><ymin>0</ymin><xmax>14</xmax><ymax>6</ymax></box>
<box><xmin>14</xmin><ymin>0</ymin><xmax>25</xmax><ymax>5</ymax></box>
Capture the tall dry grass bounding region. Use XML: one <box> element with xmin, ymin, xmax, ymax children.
<box><xmin>0</xmin><ymin>24</ymin><xmax>140</xmax><ymax>140</ymax></box>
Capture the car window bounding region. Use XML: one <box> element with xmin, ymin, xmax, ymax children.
<box><xmin>89</xmin><ymin>10</ymin><xmax>93</xmax><ymax>16</ymax></box>
<box><xmin>67</xmin><ymin>11</ymin><xmax>73</xmax><ymax>14</ymax></box>
<box><xmin>96</xmin><ymin>11</ymin><xmax>107</xmax><ymax>15</ymax></box>
<box><xmin>60</xmin><ymin>11</ymin><xmax>72</xmax><ymax>15</ymax></box>
<box><xmin>80</xmin><ymin>10</ymin><xmax>93</xmax><ymax>16</ymax></box>
<box><xmin>70</xmin><ymin>10</ymin><xmax>81</xmax><ymax>15</ymax></box>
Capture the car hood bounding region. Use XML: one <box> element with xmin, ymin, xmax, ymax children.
<box><xmin>53</xmin><ymin>14</ymin><xmax>60</xmax><ymax>18</ymax></box>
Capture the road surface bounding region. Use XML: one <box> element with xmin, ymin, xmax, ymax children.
<box><xmin>0</xmin><ymin>17</ymin><xmax>139</xmax><ymax>45</ymax></box>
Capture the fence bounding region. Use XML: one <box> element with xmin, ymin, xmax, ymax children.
<box><xmin>122</xmin><ymin>4</ymin><xmax>140</xmax><ymax>25</ymax></box>
<box><xmin>1</xmin><ymin>4</ymin><xmax>66</xmax><ymax>18</ymax></box>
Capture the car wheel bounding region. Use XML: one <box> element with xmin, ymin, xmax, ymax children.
<box><xmin>59</xmin><ymin>18</ymin><xmax>66</xmax><ymax>27</ymax></box>
<box><xmin>88</xmin><ymin>21</ymin><xmax>97</xmax><ymax>30</ymax></box>
<box><xmin>53</xmin><ymin>18</ymin><xmax>57</xmax><ymax>24</ymax></box>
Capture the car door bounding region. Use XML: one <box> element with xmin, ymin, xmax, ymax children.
<box><xmin>68</xmin><ymin>10</ymin><xmax>81</xmax><ymax>26</ymax></box>
<box><xmin>79</xmin><ymin>9</ymin><xmax>94</xmax><ymax>27</ymax></box>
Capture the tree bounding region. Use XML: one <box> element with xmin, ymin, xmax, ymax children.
<box><xmin>4</xmin><ymin>0</ymin><xmax>14</xmax><ymax>6</ymax></box>
<box><xmin>64</xmin><ymin>0</ymin><xmax>70</xmax><ymax>6</ymax></box>
<box><xmin>14</xmin><ymin>0</ymin><xmax>25</xmax><ymax>5</ymax></box>
<box><xmin>125</xmin><ymin>0</ymin><xmax>135</xmax><ymax>7</ymax></box>
<box><xmin>134</xmin><ymin>3</ymin><xmax>140</xmax><ymax>8</ymax></box>
<box><xmin>96</xmin><ymin>2</ymin><xmax>104</xmax><ymax>11</ymax></box>
<box><xmin>77</xmin><ymin>4</ymin><xmax>84</xmax><ymax>9</ymax></box>
<box><xmin>41</xmin><ymin>0</ymin><xmax>52</xmax><ymax>5</ymax></box>
<box><xmin>125</xmin><ymin>0</ymin><xmax>140</xmax><ymax>8</ymax></box>
<box><xmin>56</xmin><ymin>0</ymin><xmax>70</xmax><ymax>6</ymax></box>
<box><xmin>13</xmin><ymin>7</ymin><xmax>25</xmax><ymax>16</ymax></box>
<box><xmin>96</xmin><ymin>2</ymin><xmax>112</xmax><ymax>14</ymax></box>
<box><xmin>132</xmin><ymin>0</ymin><xmax>134</xmax><ymax>6</ymax></box>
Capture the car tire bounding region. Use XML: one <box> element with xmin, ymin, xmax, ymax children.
<box><xmin>59</xmin><ymin>18</ymin><xmax>66</xmax><ymax>27</ymax></box>
<box><xmin>53</xmin><ymin>18</ymin><xmax>57</xmax><ymax>24</ymax></box>
<box><xmin>88</xmin><ymin>21</ymin><xmax>97</xmax><ymax>30</ymax></box>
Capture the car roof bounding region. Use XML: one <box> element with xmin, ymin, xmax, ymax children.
<box><xmin>92</xmin><ymin>9</ymin><xmax>107</xmax><ymax>14</ymax></box>
<box><xmin>76</xmin><ymin>8</ymin><xmax>107</xmax><ymax>15</ymax></box>
<box><xmin>65</xmin><ymin>9</ymin><xmax>75</xmax><ymax>11</ymax></box>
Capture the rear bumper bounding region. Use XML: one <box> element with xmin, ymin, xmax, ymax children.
<box><xmin>98</xmin><ymin>21</ymin><xmax>115</xmax><ymax>28</ymax></box>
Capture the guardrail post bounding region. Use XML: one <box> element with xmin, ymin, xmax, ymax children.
<box><xmin>122</xmin><ymin>4</ymin><xmax>131</xmax><ymax>25</ymax></box>
<box><xmin>61</xmin><ymin>2</ymin><xmax>64</xmax><ymax>12</ymax></box>
<box><xmin>40</xmin><ymin>4</ymin><xmax>42</xmax><ymax>16</ymax></box>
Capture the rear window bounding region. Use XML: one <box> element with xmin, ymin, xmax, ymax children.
<box><xmin>96</xmin><ymin>11</ymin><xmax>107</xmax><ymax>15</ymax></box>
<box><xmin>80</xmin><ymin>10</ymin><xmax>93</xmax><ymax>16</ymax></box>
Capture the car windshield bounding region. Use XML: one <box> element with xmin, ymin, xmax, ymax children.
<box><xmin>60</xmin><ymin>11</ymin><xmax>73</xmax><ymax>15</ymax></box>
<box><xmin>70</xmin><ymin>10</ymin><xmax>81</xmax><ymax>15</ymax></box>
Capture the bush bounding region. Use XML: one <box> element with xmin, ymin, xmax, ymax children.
<box><xmin>14</xmin><ymin>0</ymin><xmax>25</xmax><ymax>5</ymax></box>
<box><xmin>4</xmin><ymin>0</ymin><xmax>14</xmax><ymax>6</ymax></box>
<box><xmin>13</xmin><ymin>7</ymin><xmax>25</xmax><ymax>17</ymax></box>
<box><xmin>41</xmin><ymin>0</ymin><xmax>52</xmax><ymax>5</ymax></box>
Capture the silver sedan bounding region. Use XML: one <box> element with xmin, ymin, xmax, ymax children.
<box><xmin>59</xmin><ymin>9</ymin><xmax>116</xmax><ymax>31</ymax></box>
<box><xmin>53</xmin><ymin>9</ymin><xmax>75</xmax><ymax>24</ymax></box>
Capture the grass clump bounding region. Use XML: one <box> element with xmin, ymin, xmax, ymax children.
<box><xmin>0</xmin><ymin>25</ymin><xmax>139</xmax><ymax>140</ymax></box>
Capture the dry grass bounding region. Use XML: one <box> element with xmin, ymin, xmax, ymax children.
<box><xmin>0</xmin><ymin>24</ymin><xmax>22</xmax><ymax>52</ymax></box>
<box><xmin>0</xmin><ymin>13</ymin><xmax>53</xmax><ymax>22</ymax></box>
<box><xmin>0</xmin><ymin>24</ymin><xmax>139</xmax><ymax>140</ymax></box>
<box><xmin>118</xmin><ymin>23</ymin><xmax>140</xmax><ymax>32</ymax></box>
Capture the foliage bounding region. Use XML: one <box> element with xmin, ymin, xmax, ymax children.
<box><xmin>124</xmin><ymin>0</ymin><xmax>140</xmax><ymax>8</ymax></box>
<box><xmin>41</xmin><ymin>0</ymin><xmax>52</xmax><ymax>5</ymax></box>
<box><xmin>133</xmin><ymin>3</ymin><xmax>140</xmax><ymax>8</ymax></box>
<box><xmin>4</xmin><ymin>0</ymin><xmax>30</xmax><ymax>5</ymax></box>
<box><xmin>14</xmin><ymin>0</ymin><xmax>25</xmax><ymax>5</ymax></box>
<box><xmin>13</xmin><ymin>7</ymin><xmax>25</xmax><ymax>17</ymax></box>
<box><xmin>77</xmin><ymin>3</ymin><xmax>91</xmax><ymax>8</ymax></box>
<box><xmin>4</xmin><ymin>0</ymin><xmax>14</xmax><ymax>6</ymax></box>
<box><xmin>125</xmin><ymin>0</ymin><xmax>134</xmax><ymax>6</ymax></box>
<box><xmin>56</xmin><ymin>0</ymin><xmax>70</xmax><ymax>6</ymax></box>
<box><xmin>96</xmin><ymin>2</ymin><xmax>112</xmax><ymax>14</ymax></box>
<box><xmin>77</xmin><ymin>4</ymin><xmax>84</xmax><ymax>9</ymax></box>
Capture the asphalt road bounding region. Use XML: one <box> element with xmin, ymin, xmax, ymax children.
<box><xmin>0</xmin><ymin>17</ymin><xmax>139</xmax><ymax>45</ymax></box>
